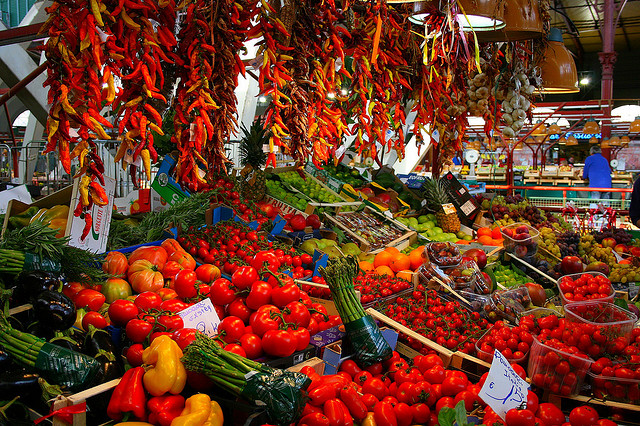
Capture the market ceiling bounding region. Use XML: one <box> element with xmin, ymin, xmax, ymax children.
<box><xmin>551</xmin><ymin>0</ymin><xmax>640</xmax><ymax>54</ymax></box>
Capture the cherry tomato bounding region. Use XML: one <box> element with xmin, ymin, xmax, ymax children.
<box><xmin>126</xmin><ymin>343</ymin><xmax>144</xmax><ymax>367</ymax></box>
<box><xmin>135</xmin><ymin>291</ymin><xmax>162</xmax><ymax>311</ymax></box>
<box><xmin>125</xmin><ymin>318</ymin><xmax>153</xmax><ymax>343</ymax></box>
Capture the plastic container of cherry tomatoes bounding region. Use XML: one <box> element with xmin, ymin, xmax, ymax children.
<box><xmin>475</xmin><ymin>325</ymin><xmax>529</xmax><ymax>366</ymax></box>
<box><xmin>563</xmin><ymin>301</ymin><xmax>637</xmax><ymax>358</ymax></box>
<box><xmin>528</xmin><ymin>336</ymin><xmax>593</xmax><ymax>397</ymax></box>
<box><xmin>588</xmin><ymin>364</ymin><xmax>640</xmax><ymax>404</ymax></box>
<box><xmin>425</xmin><ymin>242</ymin><xmax>461</xmax><ymax>267</ymax></box>
<box><xmin>556</xmin><ymin>272</ymin><xmax>614</xmax><ymax>306</ymax></box>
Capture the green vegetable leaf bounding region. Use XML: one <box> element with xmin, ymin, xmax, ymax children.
<box><xmin>614</xmin><ymin>298</ymin><xmax>629</xmax><ymax>311</ymax></box>
<box><xmin>454</xmin><ymin>400</ymin><xmax>471</xmax><ymax>426</ymax></box>
<box><xmin>438</xmin><ymin>405</ymin><xmax>457</xmax><ymax>426</ymax></box>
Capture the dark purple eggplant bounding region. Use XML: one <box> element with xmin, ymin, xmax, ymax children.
<box><xmin>33</xmin><ymin>290</ymin><xmax>76</xmax><ymax>331</ymax></box>
<box><xmin>0</xmin><ymin>368</ymin><xmax>40</xmax><ymax>403</ymax></box>
<box><xmin>50</xmin><ymin>335</ymin><xmax>83</xmax><ymax>353</ymax></box>
<box><xmin>11</xmin><ymin>271</ymin><xmax>61</xmax><ymax>304</ymax></box>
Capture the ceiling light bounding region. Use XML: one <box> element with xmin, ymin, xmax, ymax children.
<box><xmin>410</xmin><ymin>0</ymin><xmax>505</xmax><ymax>31</ymax></box>
<box><xmin>567</xmin><ymin>135</ymin><xmax>578</xmax><ymax>146</ymax></box>
<box><xmin>589</xmin><ymin>136</ymin><xmax>599</xmax><ymax>144</ymax></box>
<box><xmin>258</xmin><ymin>96</ymin><xmax>267</xmax><ymax>103</ymax></box>
<box><xmin>579</xmin><ymin>77</ymin><xmax>590</xmax><ymax>86</ymax></box>
<box><xmin>548</xmin><ymin>124</ymin><xmax>561</xmax><ymax>135</ymax></box>
<box><xmin>582</xmin><ymin>119</ymin><xmax>600</xmax><ymax>134</ymax></box>
<box><xmin>558</xmin><ymin>136</ymin><xmax>566</xmax><ymax>145</ymax></box>
<box><xmin>621</xmin><ymin>136</ymin><xmax>630</xmax><ymax>147</ymax></box>
<box><xmin>630</xmin><ymin>117</ymin><xmax>640</xmax><ymax>133</ymax></box>
<box><xmin>476</xmin><ymin>0</ymin><xmax>544</xmax><ymax>42</ymax></box>
<box><xmin>535</xmin><ymin>28</ymin><xmax>579</xmax><ymax>94</ymax></box>
<box><xmin>609</xmin><ymin>136</ymin><xmax>621</xmax><ymax>146</ymax></box>
<box><xmin>340</xmin><ymin>89</ymin><xmax>349</xmax><ymax>96</ymax></box>
<box><xmin>327</xmin><ymin>92</ymin><xmax>336</xmax><ymax>100</ymax></box>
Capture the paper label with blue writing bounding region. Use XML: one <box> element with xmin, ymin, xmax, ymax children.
<box><xmin>177</xmin><ymin>298</ymin><xmax>221</xmax><ymax>338</ymax></box>
<box><xmin>478</xmin><ymin>349</ymin><xmax>530</xmax><ymax>419</ymax></box>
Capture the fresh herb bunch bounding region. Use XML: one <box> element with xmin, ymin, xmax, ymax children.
<box><xmin>0</xmin><ymin>221</ymin><xmax>105</xmax><ymax>283</ymax></box>
<box><xmin>107</xmin><ymin>191</ymin><xmax>213</xmax><ymax>250</ymax></box>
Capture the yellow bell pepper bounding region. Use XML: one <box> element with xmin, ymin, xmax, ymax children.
<box><xmin>41</xmin><ymin>204</ymin><xmax>70</xmax><ymax>223</ymax></box>
<box><xmin>362</xmin><ymin>412</ymin><xmax>377</xmax><ymax>426</ymax></box>
<box><xmin>29</xmin><ymin>208</ymin><xmax>49</xmax><ymax>224</ymax></box>
<box><xmin>142</xmin><ymin>335</ymin><xmax>187</xmax><ymax>396</ymax></box>
<box><xmin>170</xmin><ymin>394</ymin><xmax>223</xmax><ymax>426</ymax></box>
<box><xmin>48</xmin><ymin>218</ymin><xmax>68</xmax><ymax>238</ymax></box>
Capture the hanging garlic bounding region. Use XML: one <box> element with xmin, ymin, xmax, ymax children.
<box><xmin>502</xmin><ymin>100</ymin><xmax>514</xmax><ymax>113</ymax></box>
<box><xmin>502</xmin><ymin>127</ymin><xmax>516</xmax><ymax>137</ymax></box>
<box><xmin>503</xmin><ymin>113</ymin><xmax>514</xmax><ymax>125</ymax></box>
<box><xmin>476</xmin><ymin>87</ymin><xmax>490</xmax><ymax>99</ymax></box>
<box><xmin>512</xmin><ymin>120</ymin><xmax>524</xmax><ymax>131</ymax></box>
<box><xmin>512</xmin><ymin>108</ymin><xmax>527</xmax><ymax>121</ymax></box>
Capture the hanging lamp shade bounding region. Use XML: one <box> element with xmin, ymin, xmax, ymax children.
<box><xmin>476</xmin><ymin>0</ymin><xmax>543</xmax><ymax>42</ymax></box>
<box><xmin>535</xmin><ymin>28</ymin><xmax>579</xmax><ymax>94</ymax></box>
<box><xmin>558</xmin><ymin>137</ymin><xmax>567</xmax><ymax>145</ymax></box>
<box><xmin>534</xmin><ymin>135</ymin><xmax>546</xmax><ymax>144</ymax></box>
<box><xmin>548</xmin><ymin>123</ymin><xmax>561</xmax><ymax>135</ymax></box>
<box><xmin>410</xmin><ymin>0</ymin><xmax>505</xmax><ymax>31</ymax></box>
<box><xmin>601</xmin><ymin>138</ymin><xmax>610</xmax><ymax>148</ymax></box>
<box><xmin>582</xmin><ymin>119</ymin><xmax>600</xmax><ymax>134</ymax></box>
<box><xmin>630</xmin><ymin>117</ymin><xmax>640</xmax><ymax>133</ymax></box>
<box><xmin>566</xmin><ymin>135</ymin><xmax>578</xmax><ymax>146</ymax></box>
<box><xmin>621</xmin><ymin>136</ymin><xmax>630</xmax><ymax>147</ymax></box>
<box><xmin>609</xmin><ymin>136</ymin><xmax>621</xmax><ymax>146</ymax></box>
<box><xmin>531</xmin><ymin>122</ymin><xmax>547</xmax><ymax>136</ymax></box>
<box><xmin>589</xmin><ymin>136</ymin><xmax>599</xmax><ymax>144</ymax></box>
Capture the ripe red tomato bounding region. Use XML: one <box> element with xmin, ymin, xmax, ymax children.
<box><xmin>441</xmin><ymin>375</ymin><xmax>468</xmax><ymax>397</ymax></box>
<box><xmin>126</xmin><ymin>343</ymin><xmax>144</xmax><ymax>366</ymax></box>
<box><xmin>160</xmin><ymin>298</ymin><xmax>189</xmax><ymax>313</ymax></box>
<box><xmin>174</xmin><ymin>269</ymin><xmax>198</xmax><ymax>299</ymax></box>
<box><xmin>569</xmin><ymin>406</ymin><xmax>599</xmax><ymax>426</ymax></box>
<box><xmin>261</xmin><ymin>329</ymin><xmax>296</xmax><ymax>357</ymax></box>
<box><xmin>125</xmin><ymin>319</ymin><xmax>153</xmax><ymax>343</ymax></box>
<box><xmin>218</xmin><ymin>316</ymin><xmax>246</xmax><ymax>344</ymax></box>
<box><xmin>108</xmin><ymin>299</ymin><xmax>139</xmax><ymax>327</ymax></box>
<box><xmin>362</xmin><ymin>377</ymin><xmax>388</xmax><ymax>401</ymax></box>
<box><xmin>231</xmin><ymin>266</ymin><xmax>259</xmax><ymax>289</ymax></box>
<box><xmin>82</xmin><ymin>311</ymin><xmax>108</xmax><ymax>329</ymax></box>
<box><xmin>536</xmin><ymin>403</ymin><xmax>566</xmax><ymax>426</ymax></box>
<box><xmin>162</xmin><ymin>260</ymin><xmax>183</xmax><ymax>280</ymax></box>
<box><xmin>435</xmin><ymin>397</ymin><xmax>455</xmax><ymax>413</ymax></box>
<box><xmin>505</xmin><ymin>409</ymin><xmax>536</xmax><ymax>426</ymax></box>
<box><xmin>135</xmin><ymin>291</ymin><xmax>162</xmax><ymax>311</ymax></box>
<box><xmin>156</xmin><ymin>314</ymin><xmax>184</xmax><ymax>332</ymax></box>
<box><xmin>240</xmin><ymin>333</ymin><xmax>263</xmax><ymax>359</ymax></box>
<box><xmin>172</xmin><ymin>328</ymin><xmax>197</xmax><ymax>350</ymax></box>
<box><xmin>195</xmin><ymin>264</ymin><xmax>221</xmax><ymax>283</ymax></box>
<box><xmin>73</xmin><ymin>289</ymin><xmax>106</xmax><ymax>311</ymax></box>
<box><xmin>226</xmin><ymin>298</ymin><xmax>251</xmax><ymax>323</ymax></box>
<box><xmin>209</xmin><ymin>278</ymin><xmax>237</xmax><ymax>306</ymax></box>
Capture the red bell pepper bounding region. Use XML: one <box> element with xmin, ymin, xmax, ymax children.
<box><xmin>106</xmin><ymin>366</ymin><xmax>146</xmax><ymax>421</ymax></box>
<box><xmin>147</xmin><ymin>395</ymin><xmax>185</xmax><ymax>426</ymax></box>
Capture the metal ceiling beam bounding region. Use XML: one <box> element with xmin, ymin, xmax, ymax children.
<box><xmin>554</xmin><ymin>0</ymin><xmax>584</xmax><ymax>61</ymax></box>
<box><xmin>0</xmin><ymin>23</ymin><xmax>45</xmax><ymax>47</ymax></box>
<box><xmin>584</xmin><ymin>0</ymin><xmax>604</xmax><ymax>43</ymax></box>
<box><xmin>618</xmin><ymin>17</ymin><xmax>632</xmax><ymax>50</ymax></box>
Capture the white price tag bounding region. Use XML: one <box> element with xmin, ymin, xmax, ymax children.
<box><xmin>460</xmin><ymin>200</ymin><xmax>476</xmax><ymax>216</ymax></box>
<box><xmin>178</xmin><ymin>298</ymin><xmax>221</xmax><ymax>338</ymax></box>
<box><xmin>478</xmin><ymin>350</ymin><xmax>530</xmax><ymax>420</ymax></box>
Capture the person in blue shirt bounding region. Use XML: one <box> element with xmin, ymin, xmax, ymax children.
<box><xmin>582</xmin><ymin>145</ymin><xmax>612</xmax><ymax>199</ymax></box>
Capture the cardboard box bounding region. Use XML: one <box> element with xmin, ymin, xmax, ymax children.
<box><xmin>439</xmin><ymin>172</ymin><xmax>480</xmax><ymax>224</ymax></box>
<box><xmin>309</xmin><ymin>325</ymin><xmax>346</xmax><ymax>357</ymax></box>
<box><xmin>2</xmin><ymin>177</ymin><xmax>115</xmax><ymax>254</ymax></box>
<box><xmin>67</xmin><ymin>176</ymin><xmax>116</xmax><ymax>253</ymax></box>
<box><xmin>150</xmin><ymin>188</ymin><xmax>170</xmax><ymax>212</ymax></box>
<box><xmin>113</xmin><ymin>189</ymin><xmax>151</xmax><ymax>215</ymax></box>
<box><xmin>151</xmin><ymin>153</ymin><xmax>190</xmax><ymax>206</ymax></box>
<box><xmin>259</xmin><ymin>344</ymin><xmax>316</xmax><ymax>369</ymax></box>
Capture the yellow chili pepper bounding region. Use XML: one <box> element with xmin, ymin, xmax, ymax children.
<box><xmin>140</xmin><ymin>149</ymin><xmax>151</xmax><ymax>181</ymax></box>
<box><xmin>142</xmin><ymin>335</ymin><xmax>186</xmax><ymax>397</ymax></box>
<box><xmin>79</xmin><ymin>175</ymin><xmax>92</xmax><ymax>207</ymax></box>
<box><xmin>171</xmin><ymin>394</ymin><xmax>215</xmax><ymax>426</ymax></box>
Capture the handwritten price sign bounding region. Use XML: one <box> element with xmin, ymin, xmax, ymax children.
<box><xmin>478</xmin><ymin>350</ymin><xmax>530</xmax><ymax>420</ymax></box>
<box><xmin>178</xmin><ymin>298</ymin><xmax>221</xmax><ymax>338</ymax></box>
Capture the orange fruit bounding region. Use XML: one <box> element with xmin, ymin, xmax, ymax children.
<box><xmin>384</xmin><ymin>247</ymin><xmax>401</xmax><ymax>255</ymax></box>
<box><xmin>359</xmin><ymin>261</ymin><xmax>374</xmax><ymax>273</ymax></box>
<box><xmin>389</xmin><ymin>253</ymin><xmax>411</xmax><ymax>273</ymax></box>
<box><xmin>375</xmin><ymin>265</ymin><xmax>394</xmax><ymax>277</ymax></box>
<box><xmin>477</xmin><ymin>227</ymin><xmax>492</xmax><ymax>238</ymax></box>
<box><xmin>491</xmin><ymin>227</ymin><xmax>503</xmax><ymax>239</ymax></box>
<box><xmin>396</xmin><ymin>270</ymin><xmax>414</xmax><ymax>282</ymax></box>
<box><xmin>457</xmin><ymin>240</ymin><xmax>470</xmax><ymax>245</ymax></box>
<box><xmin>374</xmin><ymin>251</ymin><xmax>394</xmax><ymax>268</ymax></box>
<box><xmin>408</xmin><ymin>246</ymin><xmax>427</xmax><ymax>270</ymax></box>
<box><xmin>477</xmin><ymin>235</ymin><xmax>494</xmax><ymax>245</ymax></box>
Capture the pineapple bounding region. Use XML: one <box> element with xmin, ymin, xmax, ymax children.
<box><xmin>238</xmin><ymin>120</ymin><xmax>269</xmax><ymax>201</ymax></box>
<box><xmin>422</xmin><ymin>178</ymin><xmax>461</xmax><ymax>233</ymax></box>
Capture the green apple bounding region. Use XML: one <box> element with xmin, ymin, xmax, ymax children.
<box><xmin>301</xmin><ymin>239</ymin><xmax>319</xmax><ymax>254</ymax></box>
<box><xmin>418</xmin><ymin>215</ymin><xmax>429</xmax><ymax>224</ymax></box>
<box><xmin>433</xmin><ymin>227</ymin><xmax>443</xmax><ymax>235</ymax></box>
<box><xmin>341</xmin><ymin>242</ymin><xmax>361</xmax><ymax>256</ymax></box>
<box><xmin>425</xmin><ymin>220</ymin><xmax>436</xmax><ymax>229</ymax></box>
<box><xmin>358</xmin><ymin>252</ymin><xmax>375</xmax><ymax>263</ymax></box>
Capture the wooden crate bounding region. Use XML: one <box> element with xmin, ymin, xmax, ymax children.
<box><xmin>51</xmin><ymin>378</ymin><xmax>120</xmax><ymax>426</ymax></box>
<box><xmin>287</xmin><ymin>357</ymin><xmax>325</xmax><ymax>375</ymax></box>
<box><xmin>323</xmin><ymin>207</ymin><xmax>415</xmax><ymax>253</ymax></box>
<box><xmin>546</xmin><ymin>393</ymin><xmax>640</xmax><ymax>414</ymax></box>
<box><xmin>366</xmin><ymin>308</ymin><xmax>454</xmax><ymax>367</ymax></box>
